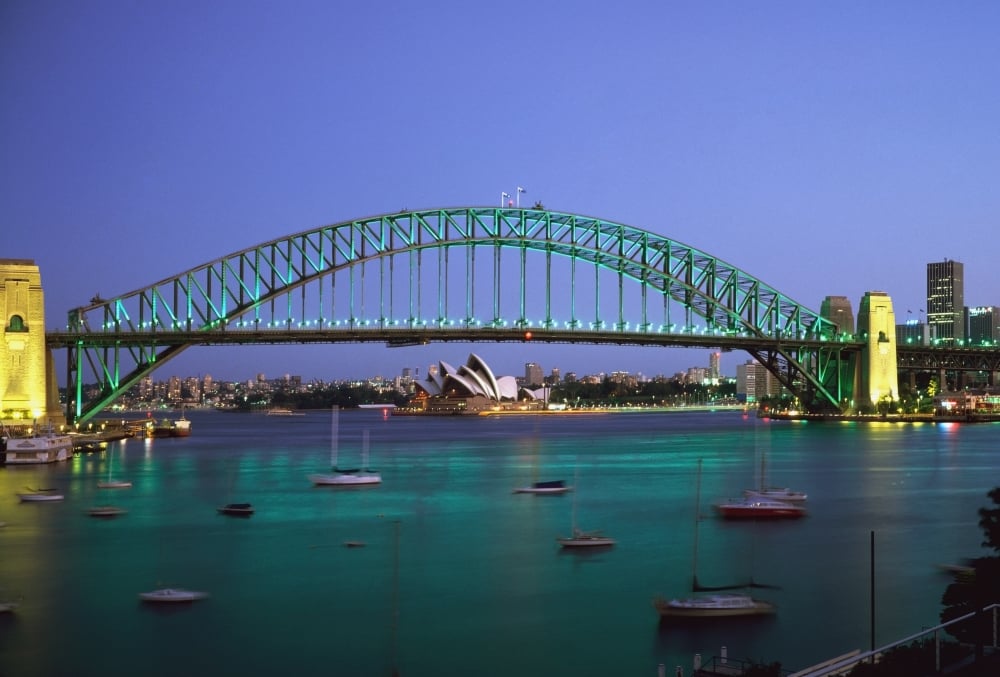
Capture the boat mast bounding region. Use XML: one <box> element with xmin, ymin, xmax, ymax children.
<box><xmin>692</xmin><ymin>459</ymin><xmax>702</xmax><ymax>591</ymax></box>
<box><xmin>571</xmin><ymin>466</ymin><xmax>580</xmax><ymax>535</ymax></box>
<box><xmin>330</xmin><ymin>405</ymin><xmax>339</xmax><ymax>470</ymax></box>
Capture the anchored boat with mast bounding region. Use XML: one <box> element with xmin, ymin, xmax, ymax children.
<box><xmin>653</xmin><ymin>460</ymin><xmax>777</xmax><ymax>619</ymax></box>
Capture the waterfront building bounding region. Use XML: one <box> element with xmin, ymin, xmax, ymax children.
<box><xmin>820</xmin><ymin>295</ymin><xmax>855</xmax><ymax>336</ymax></box>
<box><xmin>927</xmin><ymin>259</ymin><xmax>965</xmax><ymax>344</ymax></box>
<box><xmin>409</xmin><ymin>353</ymin><xmax>541</xmax><ymax>414</ymax></box>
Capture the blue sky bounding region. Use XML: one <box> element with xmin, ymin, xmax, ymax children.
<box><xmin>3</xmin><ymin>1</ymin><xmax>999</xmax><ymax>382</ymax></box>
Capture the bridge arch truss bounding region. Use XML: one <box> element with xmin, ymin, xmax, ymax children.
<box><xmin>50</xmin><ymin>207</ymin><xmax>847</xmax><ymax>422</ymax></box>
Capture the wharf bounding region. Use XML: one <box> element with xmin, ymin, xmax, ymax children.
<box><xmin>71</xmin><ymin>430</ymin><xmax>132</xmax><ymax>451</ymax></box>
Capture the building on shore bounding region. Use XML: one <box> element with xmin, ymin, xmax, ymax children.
<box><xmin>402</xmin><ymin>353</ymin><xmax>546</xmax><ymax>415</ymax></box>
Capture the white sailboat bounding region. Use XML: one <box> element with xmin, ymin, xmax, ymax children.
<box><xmin>556</xmin><ymin>469</ymin><xmax>614</xmax><ymax>548</ymax></box>
<box><xmin>309</xmin><ymin>407</ymin><xmax>382</xmax><ymax>486</ymax></box>
<box><xmin>742</xmin><ymin>446</ymin><xmax>806</xmax><ymax>502</ymax></box>
<box><xmin>653</xmin><ymin>459</ymin><xmax>776</xmax><ymax>618</ymax></box>
<box><xmin>98</xmin><ymin>445</ymin><xmax>132</xmax><ymax>489</ymax></box>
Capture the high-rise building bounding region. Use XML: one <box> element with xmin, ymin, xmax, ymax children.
<box><xmin>968</xmin><ymin>307</ymin><xmax>1000</xmax><ymax>345</ymax></box>
<box><xmin>709</xmin><ymin>352</ymin><xmax>721</xmax><ymax>379</ymax></box>
<box><xmin>736</xmin><ymin>360</ymin><xmax>781</xmax><ymax>402</ymax></box>
<box><xmin>524</xmin><ymin>362</ymin><xmax>543</xmax><ymax>387</ymax></box>
<box><xmin>927</xmin><ymin>260</ymin><xmax>965</xmax><ymax>343</ymax></box>
<box><xmin>820</xmin><ymin>296</ymin><xmax>855</xmax><ymax>336</ymax></box>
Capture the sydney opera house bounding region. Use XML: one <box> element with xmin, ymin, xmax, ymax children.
<box><xmin>404</xmin><ymin>353</ymin><xmax>546</xmax><ymax>415</ymax></box>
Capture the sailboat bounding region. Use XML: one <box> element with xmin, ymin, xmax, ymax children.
<box><xmin>556</xmin><ymin>469</ymin><xmax>615</xmax><ymax>548</ymax></box>
<box><xmin>98</xmin><ymin>445</ymin><xmax>132</xmax><ymax>489</ymax></box>
<box><xmin>742</xmin><ymin>444</ymin><xmax>807</xmax><ymax>502</ymax></box>
<box><xmin>309</xmin><ymin>407</ymin><xmax>382</xmax><ymax>486</ymax></box>
<box><xmin>653</xmin><ymin>459</ymin><xmax>776</xmax><ymax>618</ymax></box>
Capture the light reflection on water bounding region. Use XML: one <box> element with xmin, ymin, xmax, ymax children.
<box><xmin>0</xmin><ymin>410</ymin><xmax>996</xmax><ymax>676</ymax></box>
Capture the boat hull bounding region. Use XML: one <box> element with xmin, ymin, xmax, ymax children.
<box><xmin>715</xmin><ymin>498</ymin><xmax>806</xmax><ymax>519</ymax></box>
<box><xmin>138</xmin><ymin>588</ymin><xmax>208</xmax><ymax>603</ymax></box>
<box><xmin>18</xmin><ymin>492</ymin><xmax>64</xmax><ymax>502</ymax></box>
<box><xmin>98</xmin><ymin>480</ymin><xmax>133</xmax><ymax>489</ymax></box>
<box><xmin>218</xmin><ymin>503</ymin><xmax>255</xmax><ymax>516</ymax></box>
<box><xmin>3</xmin><ymin>435</ymin><xmax>73</xmax><ymax>464</ymax></box>
<box><xmin>557</xmin><ymin>537</ymin><xmax>616</xmax><ymax>548</ymax></box>
<box><xmin>654</xmin><ymin>594</ymin><xmax>776</xmax><ymax>618</ymax></box>
<box><xmin>88</xmin><ymin>506</ymin><xmax>127</xmax><ymax>517</ymax></box>
<box><xmin>309</xmin><ymin>473</ymin><xmax>382</xmax><ymax>486</ymax></box>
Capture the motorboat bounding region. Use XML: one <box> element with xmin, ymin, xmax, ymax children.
<box><xmin>653</xmin><ymin>593</ymin><xmax>776</xmax><ymax>618</ymax></box>
<box><xmin>266</xmin><ymin>407</ymin><xmax>304</xmax><ymax>417</ymax></box>
<box><xmin>557</xmin><ymin>528</ymin><xmax>616</xmax><ymax>548</ymax></box>
<box><xmin>513</xmin><ymin>480</ymin><xmax>571</xmax><ymax>494</ymax></box>
<box><xmin>217</xmin><ymin>503</ymin><xmax>254</xmax><ymax>516</ymax></box>
<box><xmin>743</xmin><ymin>487</ymin><xmax>808</xmax><ymax>503</ymax></box>
<box><xmin>138</xmin><ymin>588</ymin><xmax>208</xmax><ymax>603</ymax></box>
<box><xmin>714</xmin><ymin>497</ymin><xmax>807</xmax><ymax>519</ymax></box>
<box><xmin>87</xmin><ymin>506</ymin><xmax>127</xmax><ymax>518</ymax></box>
<box><xmin>17</xmin><ymin>488</ymin><xmax>64</xmax><ymax>502</ymax></box>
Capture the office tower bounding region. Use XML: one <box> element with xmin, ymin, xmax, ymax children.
<box><xmin>524</xmin><ymin>362</ymin><xmax>543</xmax><ymax>387</ymax></box>
<box><xmin>820</xmin><ymin>296</ymin><xmax>855</xmax><ymax>335</ymax></box>
<box><xmin>927</xmin><ymin>260</ymin><xmax>965</xmax><ymax>343</ymax></box>
<box><xmin>709</xmin><ymin>352</ymin><xmax>721</xmax><ymax>379</ymax></box>
<box><xmin>968</xmin><ymin>307</ymin><xmax>1000</xmax><ymax>345</ymax></box>
<box><xmin>736</xmin><ymin>360</ymin><xmax>781</xmax><ymax>402</ymax></box>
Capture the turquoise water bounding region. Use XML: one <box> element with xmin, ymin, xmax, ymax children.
<box><xmin>0</xmin><ymin>410</ymin><xmax>994</xmax><ymax>676</ymax></box>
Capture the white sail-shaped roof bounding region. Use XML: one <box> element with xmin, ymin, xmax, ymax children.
<box><xmin>495</xmin><ymin>376</ymin><xmax>519</xmax><ymax>401</ymax></box>
<box><xmin>467</xmin><ymin>353</ymin><xmax>501</xmax><ymax>399</ymax></box>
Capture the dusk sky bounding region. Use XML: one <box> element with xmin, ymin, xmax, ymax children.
<box><xmin>3</xmin><ymin>2</ymin><xmax>999</xmax><ymax>383</ymax></box>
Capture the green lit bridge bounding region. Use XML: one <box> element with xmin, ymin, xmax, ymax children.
<box><xmin>44</xmin><ymin>207</ymin><xmax>1000</xmax><ymax>424</ymax></box>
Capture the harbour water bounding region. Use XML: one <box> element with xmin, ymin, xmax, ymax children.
<box><xmin>0</xmin><ymin>409</ymin><xmax>995</xmax><ymax>676</ymax></box>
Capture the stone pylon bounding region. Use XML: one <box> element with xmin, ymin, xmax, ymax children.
<box><xmin>857</xmin><ymin>291</ymin><xmax>899</xmax><ymax>410</ymax></box>
<box><xmin>0</xmin><ymin>259</ymin><xmax>65</xmax><ymax>427</ymax></box>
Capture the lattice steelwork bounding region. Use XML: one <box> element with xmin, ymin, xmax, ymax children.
<box><xmin>53</xmin><ymin>207</ymin><xmax>847</xmax><ymax>422</ymax></box>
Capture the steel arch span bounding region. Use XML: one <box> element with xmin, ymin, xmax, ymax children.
<box><xmin>49</xmin><ymin>207</ymin><xmax>853</xmax><ymax>423</ymax></box>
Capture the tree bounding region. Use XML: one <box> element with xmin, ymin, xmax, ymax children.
<box><xmin>939</xmin><ymin>487</ymin><xmax>1000</xmax><ymax>645</ymax></box>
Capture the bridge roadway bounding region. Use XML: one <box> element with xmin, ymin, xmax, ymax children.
<box><xmin>45</xmin><ymin>328</ymin><xmax>1000</xmax><ymax>373</ymax></box>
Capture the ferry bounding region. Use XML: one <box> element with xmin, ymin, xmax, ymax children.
<box><xmin>1</xmin><ymin>429</ymin><xmax>74</xmax><ymax>465</ymax></box>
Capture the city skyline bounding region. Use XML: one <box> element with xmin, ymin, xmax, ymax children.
<box><xmin>4</xmin><ymin>3</ymin><xmax>999</xmax><ymax>382</ymax></box>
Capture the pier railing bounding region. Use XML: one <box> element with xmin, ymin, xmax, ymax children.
<box><xmin>790</xmin><ymin>602</ymin><xmax>999</xmax><ymax>676</ymax></box>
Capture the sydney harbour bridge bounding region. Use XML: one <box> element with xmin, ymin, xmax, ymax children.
<box><xmin>40</xmin><ymin>207</ymin><xmax>1000</xmax><ymax>424</ymax></box>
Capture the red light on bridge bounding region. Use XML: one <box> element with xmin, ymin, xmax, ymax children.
<box><xmin>524</xmin><ymin>331</ymin><xmax>532</xmax><ymax>341</ymax></box>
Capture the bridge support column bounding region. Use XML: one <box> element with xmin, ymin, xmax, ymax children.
<box><xmin>0</xmin><ymin>259</ymin><xmax>65</xmax><ymax>428</ymax></box>
<box><xmin>858</xmin><ymin>291</ymin><xmax>899</xmax><ymax>412</ymax></box>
